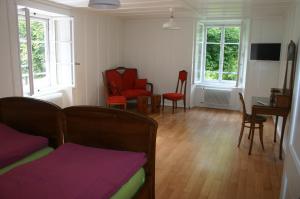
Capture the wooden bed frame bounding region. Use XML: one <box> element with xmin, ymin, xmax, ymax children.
<box><xmin>0</xmin><ymin>97</ymin><xmax>63</xmax><ymax>148</ymax></box>
<box><xmin>0</xmin><ymin>97</ymin><xmax>158</xmax><ymax>199</ymax></box>
<box><xmin>63</xmin><ymin>106</ymin><xmax>158</xmax><ymax>199</ymax></box>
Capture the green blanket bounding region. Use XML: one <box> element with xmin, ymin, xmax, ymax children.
<box><xmin>0</xmin><ymin>147</ymin><xmax>54</xmax><ymax>175</ymax></box>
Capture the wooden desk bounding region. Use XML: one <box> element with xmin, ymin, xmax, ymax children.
<box><xmin>250</xmin><ymin>97</ymin><xmax>289</xmax><ymax>159</ymax></box>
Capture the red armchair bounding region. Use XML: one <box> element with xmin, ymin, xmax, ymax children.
<box><xmin>103</xmin><ymin>67</ymin><xmax>153</xmax><ymax>106</ymax></box>
<box><xmin>162</xmin><ymin>70</ymin><xmax>188</xmax><ymax>113</ymax></box>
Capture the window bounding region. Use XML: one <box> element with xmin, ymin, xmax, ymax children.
<box><xmin>18</xmin><ymin>7</ymin><xmax>74</xmax><ymax>96</ymax></box>
<box><xmin>194</xmin><ymin>23</ymin><xmax>241</xmax><ymax>85</ymax></box>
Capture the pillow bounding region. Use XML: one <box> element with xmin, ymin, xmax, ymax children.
<box><xmin>134</xmin><ymin>79</ymin><xmax>147</xmax><ymax>90</ymax></box>
<box><xmin>110</xmin><ymin>81</ymin><xmax>121</xmax><ymax>95</ymax></box>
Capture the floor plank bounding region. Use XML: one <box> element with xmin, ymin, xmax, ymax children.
<box><xmin>150</xmin><ymin>107</ymin><xmax>283</xmax><ymax>199</ymax></box>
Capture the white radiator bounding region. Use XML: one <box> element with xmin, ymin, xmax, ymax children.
<box><xmin>37</xmin><ymin>93</ymin><xmax>63</xmax><ymax>107</ymax></box>
<box><xmin>204</xmin><ymin>88</ymin><xmax>231</xmax><ymax>108</ymax></box>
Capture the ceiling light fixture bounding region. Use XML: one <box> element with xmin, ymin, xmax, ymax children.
<box><xmin>162</xmin><ymin>8</ymin><xmax>181</xmax><ymax>30</ymax></box>
<box><xmin>88</xmin><ymin>0</ymin><xmax>120</xmax><ymax>9</ymax></box>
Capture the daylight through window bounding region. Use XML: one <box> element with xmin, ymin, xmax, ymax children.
<box><xmin>194</xmin><ymin>23</ymin><xmax>241</xmax><ymax>85</ymax></box>
<box><xmin>18</xmin><ymin>7</ymin><xmax>74</xmax><ymax>96</ymax></box>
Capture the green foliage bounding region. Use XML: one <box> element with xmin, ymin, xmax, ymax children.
<box><xmin>18</xmin><ymin>17</ymin><xmax>46</xmax><ymax>76</ymax></box>
<box><xmin>225</xmin><ymin>27</ymin><xmax>240</xmax><ymax>43</ymax></box>
<box><xmin>205</xmin><ymin>26</ymin><xmax>240</xmax><ymax>81</ymax></box>
<box><xmin>205</xmin><ymin>44</ymin><xmax>220</xmax><ymax>76</ymax></box>
<box><xmin>207</xmin><ymin>27</ymin><xmax>221</xmax><ymax>43</ymax></box>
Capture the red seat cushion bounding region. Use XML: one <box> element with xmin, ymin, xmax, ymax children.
<box><xmin>122</xmin><ymin>89</ymin><xmax>151</xmax><ymax>100</ymax></box>
<box><xmin>122</xmin><ymin>69</ymin><xmax>137</xmax><ymax>90</ymax></box>
<box><xmin>106</xmin><ymin>70</ymin><xmax>123</xmax><ymax>95</ymax></box>
<box><xmin>163</xmin><ymin>93</ymin><xmax>184</xmax><ymax>100</ymax></box>
<box><xmin>134</xmin><ymin>79</ymin><xmax>147</xmax><ymax>90</ymax></box>
<box><xmin>106</xmin><ymin>96</ymin><xmax>126</xmax><ymax>105</ymax></box>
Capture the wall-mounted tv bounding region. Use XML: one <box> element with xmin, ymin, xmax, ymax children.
<box><xmin>250</xmin><ymin>43</ymin><xmax>281</xmax><ymax>61</ymax></box>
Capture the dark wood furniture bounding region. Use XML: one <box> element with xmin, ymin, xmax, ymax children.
<box><xmin>237</xmin><ymin>93</ymin><xmax>267</xmax><ymax>151</ymax></box>
<box><xmin>137</xmin><ymin>96</ymin><xmax>149</xmax><ymax>114</ymax></box>
<box><xmin>162</xmin><ymin>70</ymin><xmax>188</xmax><ymax>113</ymax></box>
<box><xmin>250</xmin><ymin>97</ymin><xmax>290</xmax><ymax>159</ymax></box>
<box><xmin>63</xmin><ymin>106</ymin><xmax>158</xmax><ymax>199</ymax></box>
<box><xmin>0</xmin><ymin>97</ymin><xmax>63</xmax><ymax>148</ymax></box>
<box><xmin>151</xmin><ymin>95</ymin><xmax>161</xmax><ymax>113</ymax></box>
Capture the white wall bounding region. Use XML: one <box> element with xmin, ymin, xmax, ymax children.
<box><xmin>123</xmin><ymin>18</ymin><xmax>195</xmax><ymax>107</ymax></box>
<box><xmin>279</xmin><ymin>2</ymin><xmax>300</xmax><ymax>199</ymax></box>
<box><xmin>0</xmin><ymin>0</ymin><xmax>22</xmax><ymax>97</ymax></box>
<box><xmin>0</xmin><ymin>0</ymin><xmax>124</xmax><ymax>107</ymax></box>
<box><xmin>244</xmin><ymin>16</ymin><xmax>285</xmax><ymax>111</ymax></box>
<box><xmin>122</xmin><ymin>16</ymin><xmax>286</xmax><ymax>110</ymax></box>
<box><xmin>72</xmin><ymin>9</ymin><xmax>124</xmax><ymax>106</ymax></box>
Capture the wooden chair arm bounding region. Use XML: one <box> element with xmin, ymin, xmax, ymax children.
<box><xmin>147</xmin><ymin>82</ymin><xmax>153</xmax><ymax>94</ymax></box>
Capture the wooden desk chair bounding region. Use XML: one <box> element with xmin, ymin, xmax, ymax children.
<box><xmin>162</xmin><ymin>70</ymin><xmax>188</xmax><ymax>113</ymax></box>
<box><xmin>237</xmin><ymin>93</ymin><xmax>267</xmax><ymax>153</ymax></box>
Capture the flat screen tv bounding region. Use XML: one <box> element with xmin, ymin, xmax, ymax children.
<box><xmin>250</xmin><ymin>43</ymin><xmax>281</xmax><ymax>61</ymax></box>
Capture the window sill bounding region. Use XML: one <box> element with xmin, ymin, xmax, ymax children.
<box><xmin>25</xmin><ymin>86</ymin><xmax>73</xmax><ymax>98</ymax></box>
<box><xmin>194</xmin><ymin>82</ymin><xmax>237</xmax><ymax>89</ymax></box>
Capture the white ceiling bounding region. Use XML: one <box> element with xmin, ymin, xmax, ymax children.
<box><xmin>47</xmin><ymin>0</ymin><xmax>294</xmax><ymax>18</ymax></box>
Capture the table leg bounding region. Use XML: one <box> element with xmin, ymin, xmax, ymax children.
<box><xmin>279</xmin><ymin>116</ymin><xmax>287</xmax><ymax>160</ymax></box>
<box><xmin>274</xmin><ymin>116</ymin><xmax>278</xmax><ymax>142</ymax></box>
<box><xmin>248</xmin><ymin>117</ymin><xmax>255</xmax><ymax>155</ymax></box>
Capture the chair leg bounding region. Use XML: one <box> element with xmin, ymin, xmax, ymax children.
<box><xmin>124</xmin><ymin>103</ymin><xmax>127</xmax><ymax>111</ymax></box>
<box><xmin>175</xmin><ymin>101</ymin><xmax>177</xmax><ymax>109</ymax></box>
<box><xmin>172</xmin><ymin>101</ymin><xmax>175</xmax><ymax>114</ymax></box>
<box><xmin>248</xmin><ymin>128</ymin><xmax>252</xmax><ymax>139</ymax></box>
<box><xmin>162</xmin><ymin>98</ymin><xmax>165</xmax><ymax>111</ymax></box>
<box><xmin>274</xmin><ymin>116</ymin><xmax>278</xmax><ymax>142</ymax></box>
<box><xmin>183</xmin><ymin>99</ymin><xmax>186</xmax><ymax>112</ymax></box>
<box><xmin>238</xmin><ymin>123</ymin><xmax>245</xmax><ymax>147</ymax></box>
<box><xmin>259</xmin><ymin>124</ymin><xmax>265</xmax><ymax>151</ymax></box>
<box><xmin>248</xmin><ymin>127</ymin><xmax>255</xmax><ymax>155</ymax></box>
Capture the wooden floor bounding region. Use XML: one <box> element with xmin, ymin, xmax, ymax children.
<box><xmin>150</xmin><ymin>107</ymin><xmax>283</xmax><ymax>199</ymax></box>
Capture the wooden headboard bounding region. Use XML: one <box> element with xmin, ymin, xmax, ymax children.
<box><xmin>63</xmin><ymin>106</ymin><xmax>158</xmax><ymax>199</ymax></box>
<box><xmin>0</xmin><ymin>97</ymin><xmax>64</xmax><ymax>148</ymax></box>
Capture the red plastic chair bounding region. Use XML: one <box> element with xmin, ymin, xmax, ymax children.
<box><xmin>162</xmin><ymin>70</ymin><xmax>188</xmax><ymax>113</ymax></box>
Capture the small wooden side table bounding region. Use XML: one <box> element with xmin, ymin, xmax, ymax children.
<box><xmin>151</xmin><ymin>95</ymin><xmax>161</xmax><ymax>113</ymax></box>
<box><xmin>137</xmin><ymin>96</ymin><xmax>149</xmax><ymax>114</ymax></box>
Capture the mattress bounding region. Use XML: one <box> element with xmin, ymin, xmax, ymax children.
<box><xmin>0</xmin><ymin>147</ymin><xmax>54</xmax><ymax>175</ymax></box>
<box><xmin>0</xmin><ymin>143</ymin><xmax>147</xmax><ymax>199</ymax></box>
<box><xmin>0</xmin><ymin>147</ymin><xmax>145</xmax><ymax>199</ymax></box>
<box><xmin>0</xmin><ymin>123</ymin><xmax>48</xmax><ymax>168</ymax></box>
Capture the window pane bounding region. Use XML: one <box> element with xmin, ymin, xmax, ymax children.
<box><xmin>207</xmin><ymin>27</ymin><xmax>221</xmax><ymax>43</ymax></box>
<box><xmin>222</xmin><ymin>73</ymin><xmax>237</xmax><ymax>81</ymax></box>
<box><xmin>55</xmin><ymin>18</ymin><xmax>74</xmax><ymax>86</ymax></box>
<box><xmin>223</xmin><ymin>44</ymin><xmax>239</xmax><ymax>72</ymax></box>
<box><xmin>18</xmin><ymin>16</ymin><xmax>30</xmax><ymax>95</ymax></box>
<box><xmin>225</xmin><ymin>27</ymin><xmax>240</xmax><ymax>43</ymax></box>
<box><xmin>194</xmin><ymin>42</ymin><xmax>202</xmax><ymax>81</ymax></box>
<box><xmin>205</xmin><ymin>44</ymin><xmax>220</xmax><ymax>80</ymax></box>
<box><xmin>196</xmin><ymin>23</ymin><xmax>204</xmax><ymax>43</ymax></box>
<box><xmin>205</xmin><ymin>71</ymin><xmax>219</xmax><ymax>80</ymax></box>
<box><xmin>18</xmin><ymin>16</ymin><xmax>27</xmax><ymax>40</ymax></box>
<box><xmin>31</xmin><ymin>20</ymin><xmax>45</xmax><ymax>41</ymax></box>
<box><xmin>31</xmin><ymin>19</ymin><xmax>50</xmax><ymax>91</ymax></box>
<box><xmin>223</xmin><ymin>44</ymin><xmax>239</xmax><ymax>81</ymax></box>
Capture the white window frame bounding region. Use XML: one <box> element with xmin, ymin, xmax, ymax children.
<box><xmin>18</xmin><ymin>6</ymin><xmax>74</xmax><ymax>96</ymax></box>
<box><xmin>194</xmin><ymin>23</ymin><xmax>242</xmax><ymax>87</ymax></box>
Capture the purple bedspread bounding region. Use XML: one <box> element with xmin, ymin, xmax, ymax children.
<box><xmin>0</xmin><ymin>143</ymin><xmax>147</xmax><ymax>199</ymax></box>
<box><xmin>0</xmin><ymin>123</ymin><xmax>48</xmax><ymax>168</ymax></box>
